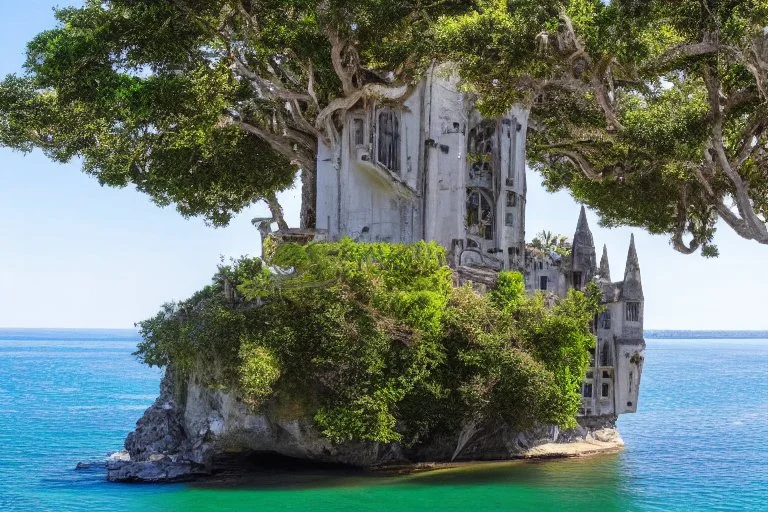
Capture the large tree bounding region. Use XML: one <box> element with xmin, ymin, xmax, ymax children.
<box><xmin>0</xmin><ymin>0</ymin><xmax>464</xmax><ymax>228</ymax></box>
<box><xmin>4</xmin><ymin>1</ymin><xmax>768</xmax><ymax>255</ymax></box>
<box><xmin>435</xmin><ymin>0</ymin><xmax>768</xmax><ymax>256</ymax></box>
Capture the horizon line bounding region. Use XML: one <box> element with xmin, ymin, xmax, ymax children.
<box><xmin>2</xmin><ymin>326</ymin><xmax>768</xmax><ymax>333</ymax></box>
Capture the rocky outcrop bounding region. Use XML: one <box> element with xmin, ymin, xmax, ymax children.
<box><xmin>107</xmin><ymin>367</ymin><xmax>622</xmax><ymax>483</ymax></box>
<box><xmin>106</xmin><ymin>368</ymin><xmax>210</xmax><ymax>482</ymax></box>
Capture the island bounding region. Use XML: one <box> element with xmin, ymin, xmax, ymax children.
<box><xmin>108</xmin><ymin>72</ymin><xmax>645</xmax><ymax>482</ymax></box>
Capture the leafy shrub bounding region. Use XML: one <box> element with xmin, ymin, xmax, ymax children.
<box><xmin>135</xmin><ymin>239</ymin><xmax>600</xmax><ymax>443</ymax></box>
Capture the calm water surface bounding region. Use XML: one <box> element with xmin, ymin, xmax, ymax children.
<box><xmin>0</xmin><ymin>329</ymin><xmax>766</xmax><ymax>511</ymax></box>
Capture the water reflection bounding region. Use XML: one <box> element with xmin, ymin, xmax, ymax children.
<box><xmin>185</xmin><ymin>453</ymin><xmax>638</xmax><ymax>512</ymax></box>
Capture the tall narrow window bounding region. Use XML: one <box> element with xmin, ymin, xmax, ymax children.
<box><xmin>506</xmin><ymin>191</ymin><xmax>517</xmax><ymax>207</ymax></box>
<box><xmin>600</xmin><ymin>343</ymin><xmax>610</xmax><ymax>367</ymax></box>
<box><xmin>540</xmin><ymin>276</ymin><xmax>548</xmax><ymax>290</ymax></box>
<box><xmin>601</xmin><ymin>310</ymin><xmax>611</xmax><ymax>329</ymax></box>
<box><xmin>377</xmin><ymin>109</ymin><xmax>400</xmax><ymax>172</ymax></box>
<box><xmin>582</xmin><ymin>383</ymin><xmax>593</xmax><ymax>398</ymax></box>
<box><xmin>353</xmin><ymin>118</ymin><xmax>365</xmax><ymax>146</ymax></box>
<box><xmin>466</xmin><ymin>189</ymin><xmax>494</xmax><ymax>240</ymax></box>
<box><xmin>468</xmin><ymin>121</ymin><xmax>495</xmax><ymax>186</ymax></box>
<box><xmin>626</xmin><ymin>302</ymin><xmax>640</xmax><ymax>322</ymax></box>
<box><xmin>601</xmin><ymin>383</ymin><xmax>610</xmax><ymax>398</ymax></box>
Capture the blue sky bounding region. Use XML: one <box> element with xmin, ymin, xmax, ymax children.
<box><xmin>1</xmin><ymin>1</ymin><xmax>766</xmax><ymax>330</ymax></box>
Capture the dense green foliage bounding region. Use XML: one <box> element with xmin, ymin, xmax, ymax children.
<box><xmin>5</xmin><ymin>1</ymin><xmax>768</xmax><ymax>247</ymax></box>
<box><xmin>0</xmin><ymin>0</ymin><xmax>468</xmax><ymax>227</ymax></box>
<box><xmin>137</xmin><ymin>240</ymin><xmax>600</xmax><ymax>444</ymax></box>
<box><xmin>0</xmin><ymin>3</ymin><xmax>298</xmax><ymax>226</ymax></box>
<box><xmin>435</xmin><ymin>0</ymin><xmax>768</xmax><ymax>255</ymax></box>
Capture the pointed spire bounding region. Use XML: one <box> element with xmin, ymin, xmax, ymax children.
<box><xmin>573</xmin><ymin>205</ymin><xmax>594</xmax><ymax>246</ymax></box>
<box><xmin>571</xmin><ymin>205</ymin><xmax>596</xmax><ymax>280</ymax></box>
<box><xmin>576</xmin><ymin>205</ymin><xmax>590</xmax><ymax>235</ymax></box>
<box><xmin>599</xmin><ymin>244</ymin><xmax>611</xmax><ymax>280</ymax></box>
<box><xmin>625</xmin><ymin>234</ymin><xmax>639</xmax><ymax>274</ymax></box>
<box><xmin>622</xmin><ymin>234</ymin><xmax>643</xmax><ymax>300</ymax></box>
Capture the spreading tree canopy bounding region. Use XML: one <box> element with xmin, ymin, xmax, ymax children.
<box><xmin>3</xmin><ymin>1</ymin><xmax>768</xmax><ymax>254</ymax></box>
<box><xmin>0</xmin><ymin>0</ymin><xmax>466</xmax><ymax>227</ymax></box>
<box><xmin>436</xmin><ymin>0</ymin><xmax>768</xmax><ymax>256</ymax></box>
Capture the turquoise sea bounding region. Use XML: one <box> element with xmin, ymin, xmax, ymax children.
<box><xmin>0</xmin><ymin>329</ymin><xmax>766</xmax><ymax>512</ymax></box>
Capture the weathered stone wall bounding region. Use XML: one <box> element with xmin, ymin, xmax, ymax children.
<box><xmin>315</xmin><ymin>64</ymin><xmax>527</xmax><ymax>270</ymax></box>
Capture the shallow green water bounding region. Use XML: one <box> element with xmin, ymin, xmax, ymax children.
<box><xmin>1</xmin><ymin>329</ymin><xmax>766</xmax><ymax>511</ymax></box>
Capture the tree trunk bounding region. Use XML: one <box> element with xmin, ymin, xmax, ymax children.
<box><xmin>300</xmin><ymin>164</ymin><xmax>317</xmax><ymax>229</ymax></box>
<box><xmin>264</xmin><ymin>191</ymin><xmax>289</xmax><ymax>231</ymax></box>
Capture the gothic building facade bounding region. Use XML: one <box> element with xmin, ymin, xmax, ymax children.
<box><xmin>315</xmin><ymin>66</ymin><xmax>528</xmax><ymax>271</ymax></box>
<box><xmin>297</xmin><ymin>67</ymin><xmax>644</xmax><ymax>419</ymax></box>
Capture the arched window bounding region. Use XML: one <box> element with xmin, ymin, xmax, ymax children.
<box><xmin>600</xmin><ymin>343</ymin><xmax>611</xmax><ymax>367</ymax></box>
<box><xmin>600</xmin><ymin>310</ymin><xmax>611</xmax><ymax>329</ymax></box>
<box><xmin>466</xmin><ymin>189</ymin><xmax>494</xmax><ymax>240</ymax></box>
<box><xmin>352</xmin><ymin>117</ymin><xmax>365</xmax><ymax>147</ymax></box>
<box><xmin>467</xmin><ymin>121</ymin><xmax>495</xmax><ymax>185</ymax></box>
<box><xmin>376</xmin><ymin>109</ymin><xmax>400</xmax><ymax>173</ymax></box>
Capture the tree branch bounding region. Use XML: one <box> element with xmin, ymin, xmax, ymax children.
<box><xmin>263</xmin><ymin>191</ymin><xmax>289</xmax><ymax>231</ymax></box>
<box><xmin>326</xmin><ymin>29</ymin><xmax>355</xmax><ymax>96</ymax></box>
<box><xmin>230</xmin><ymin>116</ymin><xmax>315</xmax><ymax>171</ymax></box>
<box><xmin>550</xmin><ymin>148</ymin><xmax>603</xmax><ymax>181</ymax></box>
<box><xmin>703</xmin><ymin>65</ymin><xmax>768</xmax><ymax>241</ymax></box>
<box><xmin>671</xmin><ymin>191</ymin><xmax>701</xmax><ymax>254</ymax></box>
<box><xmin>654</xmin><ymin>41</ymin><xmax>720</xmax><ymax>67</ymax></box>
<box><xmin>314</xmin><ymin>82</ymin><xmax>410</xmax><ymax>130</ymax></box>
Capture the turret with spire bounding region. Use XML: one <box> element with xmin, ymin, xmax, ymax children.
<box><xmin>598</xmin><ymin>244</ymin><xmax>611</xmax><ymax>281</ymax></box>
<box><xmin>621</xmin><ymin>234</ymin><xmax>643</xmax><ymax>301</ymax></box>
<box><xmin>570</xmin><ymin>205</ymin><xmax>597</xmax><ymax>289</ymax></box>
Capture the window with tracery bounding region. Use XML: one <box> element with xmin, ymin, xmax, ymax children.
<box><xmin>376</xmin><ymin>109</ymin><xmax>400</xmax><ymax>173</ymax></box>
<box><xmin>600</xmin><ymin>310</ymin><xmax>611</xmax><ymax>329</ymax></box>
<box><xmin>468</xmin><ymin>122</ymin><xmax>495</xmax><ymax>185</ymax></box>
<box><xmin>466</xmin><ymin>188</ymin><xmax>494</xmax><ymax>240</ymax></box>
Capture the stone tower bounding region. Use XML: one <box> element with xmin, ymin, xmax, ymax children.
<box><xmin>598</xmin><ymin>244</ymin><xmax>610</xmax><ymax>280</ymax></box>
<box><xmin>314</xmin><ymin>65</ymin><xmax>527</xmax><ymax>271</ymax></box>
<box><xmin>557</xmin><ymin>210</ymin><xmax>646</xmax><ymax>418</ymax></box>
<box><xmin>570</xmin><ymin>205</ymin><xmax>597</xmax><ymax>290</ymax></box>
<box><xmin>613</xmin><ymin>234</ymin><xmax>645</xmax><ymax>413</ymax></box>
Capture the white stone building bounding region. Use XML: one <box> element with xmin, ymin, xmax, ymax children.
<box><xmin>315</xmin><ymin>66</ymin><xmax>528</xmax><ymax>271</ymax></box>
<box><xmin>284</xmin><ymin>67</ymin><xmax>645</xmax><ymax>420</ymax></box>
